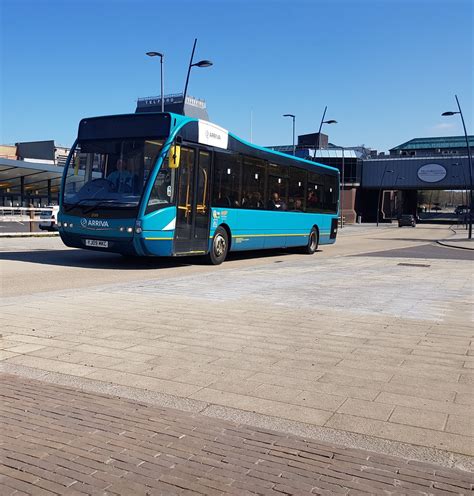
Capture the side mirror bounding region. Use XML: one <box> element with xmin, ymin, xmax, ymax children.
<box><xmin>169</xmin><ymin>145</ymin><xmax>181</xmax><ymax>169</ymax></box>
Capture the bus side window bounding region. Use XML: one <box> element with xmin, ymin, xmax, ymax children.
<box><xmin>324</xmin><ymin>174</ymin><xmax>338</xmax><ymax>213</ymax></box>
<box><xmin>288</xmin><ymin>167</ymin><xmax>306</xmax><ymax>211</ymax></box>
<box><xmin>212</xmin><ymin>151</ymin><xmax>241</xmax><ymax>208</ymax></box>
<box><xmin>307</xmin><ymin>172</ymin><xmax>324</xmax><ymax>213</ymax></box>
<box><xmin>241</xmin><ymin>157</ymin><xmax>266</xmax><ymax>209</ymax></box>
<box><xmin>145</xmin><ymin>155</ymin><xmax>175</xmax><ymax>214</ymax></box>
<box><xmin>266</xmin><ymin>163</ymin><xmax>288</xmax><ymax>211</ymax></box>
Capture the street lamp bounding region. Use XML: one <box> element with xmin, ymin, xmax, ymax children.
<box><xmin>146</xmin><ymin>51</ymin><xmax>164</xmax><ymax>112</ymax></box>
<box><xmin>283</xmin><ymin>114</ymin><xmax>296</xmax><ymax>155</ymax></box>
<box><xmin>442</xmin><ymin>94</ymin><xmax>473</xmax><ymax>239</ymax></box>
<box><xmin>376</xmin><ymin>167</ymin><xmax>394</xmax><ymax>226</ymax></box>
<box><xmin>315</xmin><ymin>106</ymin><xmax>337</xmax><ymax>150</ymax></box>
<box><xmin>183</xmin><ymin>38</ymin><xmax>213</xmax><ymax>106</ymax></box>
<box><xmin>340</xmin><ymin>147</ymin><xmax>345</xmax><ymax>228</ymax></box>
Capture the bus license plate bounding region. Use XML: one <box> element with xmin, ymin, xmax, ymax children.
<box><xmin>85</xmin><ymin>239</ymin><xmax>109</xmax><ymax>248</ymax></box>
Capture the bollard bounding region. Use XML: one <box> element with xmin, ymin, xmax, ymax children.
<box><xmin>29</xmin><ymin>206</ymin><xmax>35</xmax><ymax>232</ymax></box>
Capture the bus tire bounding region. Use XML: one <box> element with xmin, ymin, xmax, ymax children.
<box><xmin>303</xmin><ymin>227</ymin><xmax>319</xmax><ymax>254</ymax></box>
<box><xmin>208</xmin><ymin>227</ymin><xmax>229</xmax><ymax>265</ymax></box>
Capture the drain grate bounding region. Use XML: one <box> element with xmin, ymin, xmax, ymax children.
<box><xmin>398</xmin><ymin>262</ymin><xmax>431</xmax><ymax>268</ymax></box>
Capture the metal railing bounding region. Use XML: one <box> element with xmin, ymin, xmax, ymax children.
<box><xmin>0</xmin><ymin>207</ymin><xmax>56</xmax><ymax>223</ymax></box>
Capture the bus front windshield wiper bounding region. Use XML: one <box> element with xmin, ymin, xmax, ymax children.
<box><xmin>63</xmin><ymin>198</ymin><xmax>101</xmax><ymax>212</ymax></box>
<box><xmin>82</xmin><ymin>200</ymin><xmax>135</xmax><ymax>214</ymax></box>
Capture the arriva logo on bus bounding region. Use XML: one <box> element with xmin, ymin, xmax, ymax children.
<box><xmin>80</xmin><ymin>218</ymin><xmax>110</xmax><ymax>229</ymax></box>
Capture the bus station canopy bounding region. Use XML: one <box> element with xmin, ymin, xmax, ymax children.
<box><xmin>0</xmin><ymin>157</ymin><xmax>64</xmax><ymax>198</ymax></box>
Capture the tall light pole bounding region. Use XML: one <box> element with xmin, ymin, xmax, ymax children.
<box><xmin>283</xmin><ymin>114</ymin><xmax>296</xmax><ymax>155</ymax></box>
<box><xmin>340</xmin><ymin>147</ymin><xmax>345</xmax><ymax>228</ymax></box>
<box><xmin>315</xmin><ymin>106</ymin><xmax>337</xmax><ymax>150</ymax></box>
<box><xmin>146</xmin><ymin>51</ymin><xmax>164</xmax><ymax>112</ymax></box>
<box><xmin>442</xmin><ymin>94</ymin><xmax>473</xmax><ymax>239</ymax></box>
<box><xmin>376</xmin><ymin>166</ymin><xmax>394</xmax><ymax>226</ymax></box>
<box><xmin>183</xmin><ymin>38</ymin><xmax>213</xmax><ymax>108</ymax></box>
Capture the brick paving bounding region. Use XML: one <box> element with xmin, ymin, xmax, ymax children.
<box><xmin>1</xmin><ymin>374</ymin><xmax>472</xmax><ymax>496</ymax></box>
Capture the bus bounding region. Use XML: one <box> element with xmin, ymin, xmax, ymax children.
<box><xmin>59</xmin><ymin>113</ymin><xmax>339</xmax><ymax>264</ymax></box>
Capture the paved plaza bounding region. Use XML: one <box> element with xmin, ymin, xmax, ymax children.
<box><xmin>1</xmin><ymin>224</ymin><xmax>473</xmax><ymax>494</ymax></box>
<box><xmin>1</xmin><ymin>374</ymin><xmax>472</xmax><ymax>496</ymax></box>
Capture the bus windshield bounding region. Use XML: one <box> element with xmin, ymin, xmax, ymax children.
<box><xmin>63</xmin><ymin>138</ymin><xmax>165</xmax><ymax>209</ymax></box>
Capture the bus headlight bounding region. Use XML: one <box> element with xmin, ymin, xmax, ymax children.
<box><xmin>135</xmin><ymin>220</ymin><xmax>142</xmax><ymax>234</ymax></box>
<box><xmin>63</xmin><ymin>222</ymin><xmax>68</xmax><ymax>228</ymax></box>
<box><xmin>119</xmin><ymin>227</ymin><xmax>125</xmax><ymax>232</ymax></box>
<box><xmin>127</xmin><ymin>227</ymin><xmax>133</xmax><ymax>233</ymax></box>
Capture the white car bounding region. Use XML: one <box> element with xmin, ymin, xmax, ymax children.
<box><xmin>39</xmin><ymin>206</ymin><xmax>60</xmax><ymax>231</ymax></box>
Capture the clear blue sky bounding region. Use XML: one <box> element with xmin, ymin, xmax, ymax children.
<box><xmin>1</xmin><ymin>0</ymin><xmax>472</xmax><ymax>152</ymax></box>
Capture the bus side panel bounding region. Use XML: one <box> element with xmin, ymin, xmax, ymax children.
<box><xmin>209</xmin><ymin>208</ymin><xmax>337</xmax><ymax>251</ymax></box>
<box><xmin>138</xmin><ymin>206</ymin><xmax>176</xmax><ymax>256</ymax></box>
<box><xmin>318</xmin><ymin>214</ymin><xmax>338</xmax><ymax>245</ymax></box>
<box><xmin>209</xmin><ymin>208</ymin><xmax>264</xmax><ymax>251</ymax></box>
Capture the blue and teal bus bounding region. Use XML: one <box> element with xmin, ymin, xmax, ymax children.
<box><xmin>59</xmin><ymin>113</ymin><xmax>339</xmax><ymax>264</ymax></box>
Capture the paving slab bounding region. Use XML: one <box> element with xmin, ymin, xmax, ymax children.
<box><xmin>1</xmin><ymin>373</ymin><xmax>472</xmax><ymax>496</ymax></box>
<box><xmin>1</xmin><ymin>225</ymin><xmax>473</xmax><ymax>473</ymax></box>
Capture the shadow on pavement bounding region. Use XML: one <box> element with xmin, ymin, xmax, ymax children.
<box><xmin>0</xmin><ymin>247</ymin><xmax>301</xmax><ymax>270</ymax></box>
<box><xmin>0</xmin><ymin>249</ymin><xmax>190</xmax><ymax>270</ymax></box>
<box><xmin>355</xmin><ymin>243</ymin><xmax>474</xmax><ymax>261</ymax></box>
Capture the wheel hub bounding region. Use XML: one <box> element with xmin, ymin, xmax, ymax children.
<box><xmin>214</xmin><ymin>234</ymin><xmax>226</xmax><ymax>256</ymax></box>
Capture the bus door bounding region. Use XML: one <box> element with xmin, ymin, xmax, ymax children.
<box><xmin>174</xmin><ymin>147</ymin><xmax>211</xmax><ymax>254</ymax></box>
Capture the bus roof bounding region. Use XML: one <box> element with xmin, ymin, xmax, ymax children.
<box><xmin>77</xmin><ymin>112</ymin><xmax>339</xmax><ymax>175</ymax></box>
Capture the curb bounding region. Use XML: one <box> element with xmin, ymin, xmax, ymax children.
<box><xmin>436</xmin><ymin>225</ymin><xmax>474</xmax><ymax>251</ymax></box>
<box><xmin>0</xmin><ymin>232</ymin><xmax>60</xmax><ymax>238</ymax></box>
<box><xmin>436</xmin><ymin>240</ymin><xmax>474</xmax><ymax>251</ymax></box>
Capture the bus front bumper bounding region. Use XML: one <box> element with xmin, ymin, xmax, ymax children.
<box><xmin>60</xmin><ymin>231</ymin><xmax>137</xmax><ymax>256</ymax></box>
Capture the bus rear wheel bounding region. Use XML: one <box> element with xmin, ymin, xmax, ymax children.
<box><xmin>302</xmin><ymin>227</ymin><xmax>318</xmax><ymax>254</ymax></box>
<box><xmin>208</xmin><ymin>227</ymin><xmax>229</xmax><ymax>265</ymax></box>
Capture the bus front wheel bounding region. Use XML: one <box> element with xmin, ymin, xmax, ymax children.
<box><xmin>302</xmin><ymin>227</ymin><xmax>319</xmax><ymax>254</ymax></box>
<box><xmin>208</xmin><ymin>227</ymin><xmax>229</xmax><ymax>265</ymax></box>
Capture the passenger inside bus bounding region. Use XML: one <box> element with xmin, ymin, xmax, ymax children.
<box><xmin>292</xmin><ymin>199</ymin><xmax>303</xmax><ymax>211</ymax></box>
<box><xmin>242</xmin><ymin>191</ymin><xmax>264</xmax><ymax>209</ymax></box>
<box><xmin>268</xmin><ymin>192</ymin><xmax>287</xmax><ymax>210</ymax></box>
<box><xmin>307</xmin><ymin>190</ymin><xmax>318</xmax><ymax>209</ymax></box>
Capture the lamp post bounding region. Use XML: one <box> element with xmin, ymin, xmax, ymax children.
<box><xmin>283</xmin><ymin>114</ymin><xmax>296</xmax><ymax>155</ymax></box>
<box><xmin>340</xmin><ymin>148</ymin><xmax>345</xmax><ymax>228</ymax></box>
<box><xmin>146</xmin><ymin>51</ymin><xmax>164</xmax><ymax>112</ymax></box>
<box><xmin>442</xmin><ymin>94</ymin><xmax>473</xmax><ymax>239</ymax></box>
<box><xmin>183</xmin><ymin>38</ymin><xmax>213</xmax><ymax>107</ymax></box>
<box><xmin>315</xmin><ymin>106</ymin><xmax>337</xmax><ymax>151</ymax></box>
<box><xmin>376</xmin><ymin>166</ymin><xmax>394</xmax><ymax>226</ymax></box>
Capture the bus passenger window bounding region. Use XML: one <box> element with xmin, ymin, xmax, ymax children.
<box><xmin>324</xmin><ymin>175</ymin><xmax>338</xmax><ymax>213</ymax></box>
<box><xmin>212</xmin><ymin>151</ymin><xmax>241</xmax><ymax>208</ymax></box>
<box><xmin>241</xmin><ymin>157</ymin><xmax>266</xmax><ymax>209</ymax></box>
<box><xmin>307</xmin><ymin>172</ymin><xmax>324</xmax><ymax>213</ymax></box>
<box><xmin>288</xmin><ymin>167</ymin><xmax>306</xmax><ymax>211</ymax></box>
<box><xmin>266</xmin><ymin>163</ymin><xmax>288</xmax><ymax>211</ymax></box>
